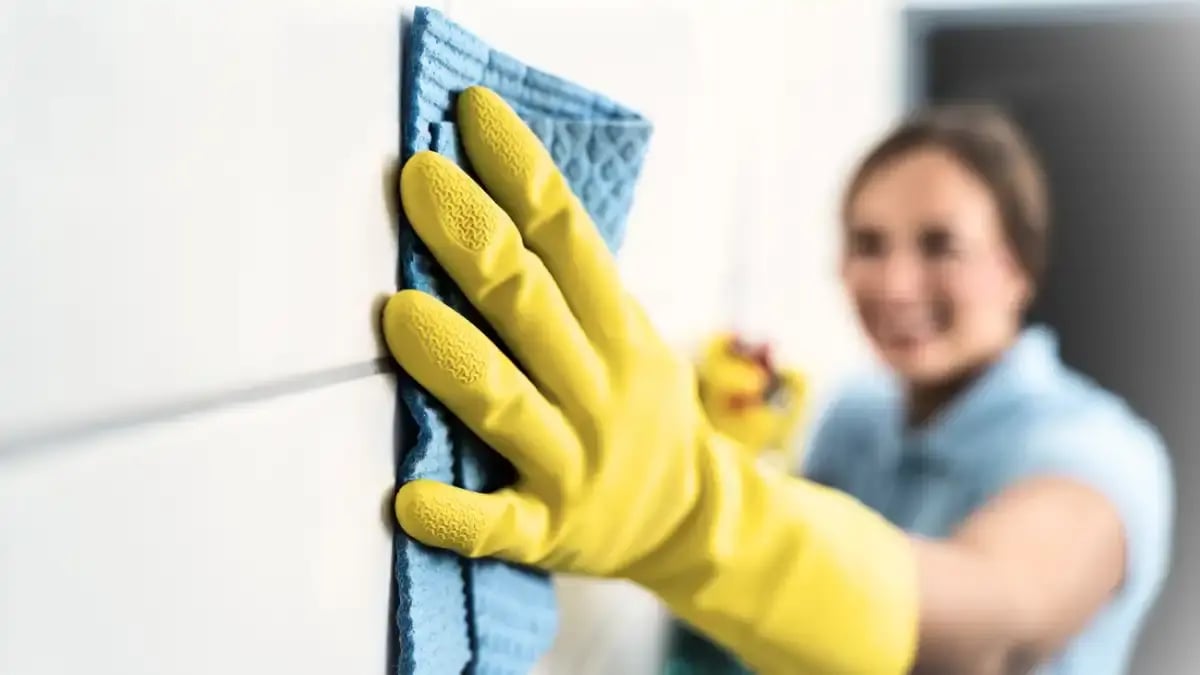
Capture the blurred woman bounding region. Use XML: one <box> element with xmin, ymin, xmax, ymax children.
<box><xmin>806</xmin><ymin>105</ymin><xmax>1172</xmax><ymax>673</ymax></box>
<box><xmin>385</xmin><ymin>87</ymin><xmax>1174</xmax><ymax>675</ymax></box>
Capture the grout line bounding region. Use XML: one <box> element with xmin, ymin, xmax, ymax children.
<box><xmin>0</xmin><ymin>357</ymin><xmax>396</xmax><ymax>459</ymax></box>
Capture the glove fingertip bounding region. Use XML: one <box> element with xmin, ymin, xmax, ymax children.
<box><xmin>459</xmin><ymin>85</ymin><xmax>505</xmax><ymax>113</ymax></box>
<box><xmin>394</xmin><ymin>480</ymin><xmax>489</xmax><ymax>556</ymax></box>
<box><xmin>382</xmin><ymin>291</ymin><xmax>489</xmax><ymax>391</ymax></box>
<box><xmin>457</xmin><ymin>84</ymin><xmax>548</xmax><ymax>190</ymax></box>
<box><xmin>397</xmin><ymin>151</ymin><xmax>446</xmax><ymax>213</ymax></box>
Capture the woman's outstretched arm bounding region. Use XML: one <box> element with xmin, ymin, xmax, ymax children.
<box><xmin>911</xmin><ymin>476</ymin><xmax>1124</xmax><ymax>674</ymax></box>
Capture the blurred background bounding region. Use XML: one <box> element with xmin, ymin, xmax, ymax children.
<box><xmin>1</xmin><ymin>0</ymin><xmax>1197</xmax><ymax>673</ymax></box>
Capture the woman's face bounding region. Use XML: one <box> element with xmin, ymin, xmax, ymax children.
<box><xmin>842</xmin><ymin>147</ymin><xmax>1031</xmax><ymax>385</ymax></box>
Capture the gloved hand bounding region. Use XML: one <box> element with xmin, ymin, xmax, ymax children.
<box><xmin>383</xmin><ymin>86</ymin><xmax>918</xmax><ymax>675</ymax></box>
<box><xmin>696</xmin><ymin>333</ymin><xmax>808</xmax><ymax>464</ymax></box>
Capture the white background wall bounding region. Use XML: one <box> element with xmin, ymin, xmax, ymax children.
<box><xmin>2</xmin><ymin>1</ymin><xmax>409</xmax><ymax>673</ymax></box>
<box><xmin>8</xmin><ymin>1</ymin><xmax>1183</xmax><ymax>674</ymax></box>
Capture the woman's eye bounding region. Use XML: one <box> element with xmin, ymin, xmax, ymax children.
<box><xmin>919</xmin><ymin>227</ymin><xmax>958</xmax><ymax>259</ymax></box>
<box><xmin>849</xmin><ymin>228</ymin><xmax>885</xmax><ymax>257</ymax></box>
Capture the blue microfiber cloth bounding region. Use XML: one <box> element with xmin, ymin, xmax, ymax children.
<box><xmin>395</xmin><ymin>7</ymin><xmax>653</xmax><ymax>675</ymax></box>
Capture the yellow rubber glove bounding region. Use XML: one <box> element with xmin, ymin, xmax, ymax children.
<box><xmin>383</xmin><ymin>86</ymin><xmax>918</xmax><ymax>675</ymax></box>
<box><xmin>696</xmin><ymin>332</ymin><xmax>809</xmax><ymax>467</ymax></box>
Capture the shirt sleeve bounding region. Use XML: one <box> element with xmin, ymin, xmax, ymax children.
<box><xmin>993</xmin><ymin>405</ymin><xmax>1175</xmax><ymax>604</ymax></box>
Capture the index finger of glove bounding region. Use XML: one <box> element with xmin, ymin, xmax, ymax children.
<box><xmin>456</xmin><ymin>86</ymin><xmax>635</xmax><ymax>351</ymax></box>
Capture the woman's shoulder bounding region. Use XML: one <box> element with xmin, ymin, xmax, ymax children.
<box><xmin>795</xmin><ymin>368</ymin><xmax>900</xmax><ymax>477</ymax></box>
<box><xmin>1009</xmin><ymin>363</ymin><xmax>1170</xmax><ymax>480</ymax></box>
<box><xmin>992</xmin><ymin>364</ymin><xmax>1174</xmax><ymax>593</ymax></box>
<box><xmin>808</xmin><ymin>367</ymin><xmax>901</xmax><ymax>439</ymax></box>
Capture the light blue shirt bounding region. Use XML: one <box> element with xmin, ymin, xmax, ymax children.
<box><xmin>800</xmin><ymin>325</ymin><xmax>1173</xmax><ymax>675</ymax></box>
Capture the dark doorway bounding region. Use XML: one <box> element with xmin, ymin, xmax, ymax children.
<box><xmin>908</xmin><ymin>4</ymin><xmax>1200</xmax><ymax>673</ymax></box>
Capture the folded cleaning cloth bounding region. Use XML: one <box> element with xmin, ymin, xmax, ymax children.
<box><xmin>395</xmin><ymin>7</ymin><xmax>653</xmax><ymax>675</ymax></box>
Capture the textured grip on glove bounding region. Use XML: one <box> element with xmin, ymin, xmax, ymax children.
<box><xmin>391</xmin><ymin>292</ymin><xmax>487</xmax><ymax>386</ymax></box>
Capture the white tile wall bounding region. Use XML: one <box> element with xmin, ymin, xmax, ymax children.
<box><xmin>0</xmin><ymin>375</ymin><xmax>397</xmax><ymax>675</ymax></box>
<box><xmin>0</xmin><ymin>0</ymin><xmax>408</xmax><ymax>441</ymax></box>
<box><xmin>0</xmin><ymin>2</ymin><xmax>420</xmax><ymax>674</ymax></box>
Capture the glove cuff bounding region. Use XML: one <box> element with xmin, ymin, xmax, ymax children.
<box><xmin>630</xmin><ymin>434</ymin><xmax>920</xmax><ymax>675</ymax></box>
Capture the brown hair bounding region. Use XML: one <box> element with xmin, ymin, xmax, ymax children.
<box><xmin>842</xmin><ymin>104</ymin><xmax>1051</xmax><ymax>285</ymax></box>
